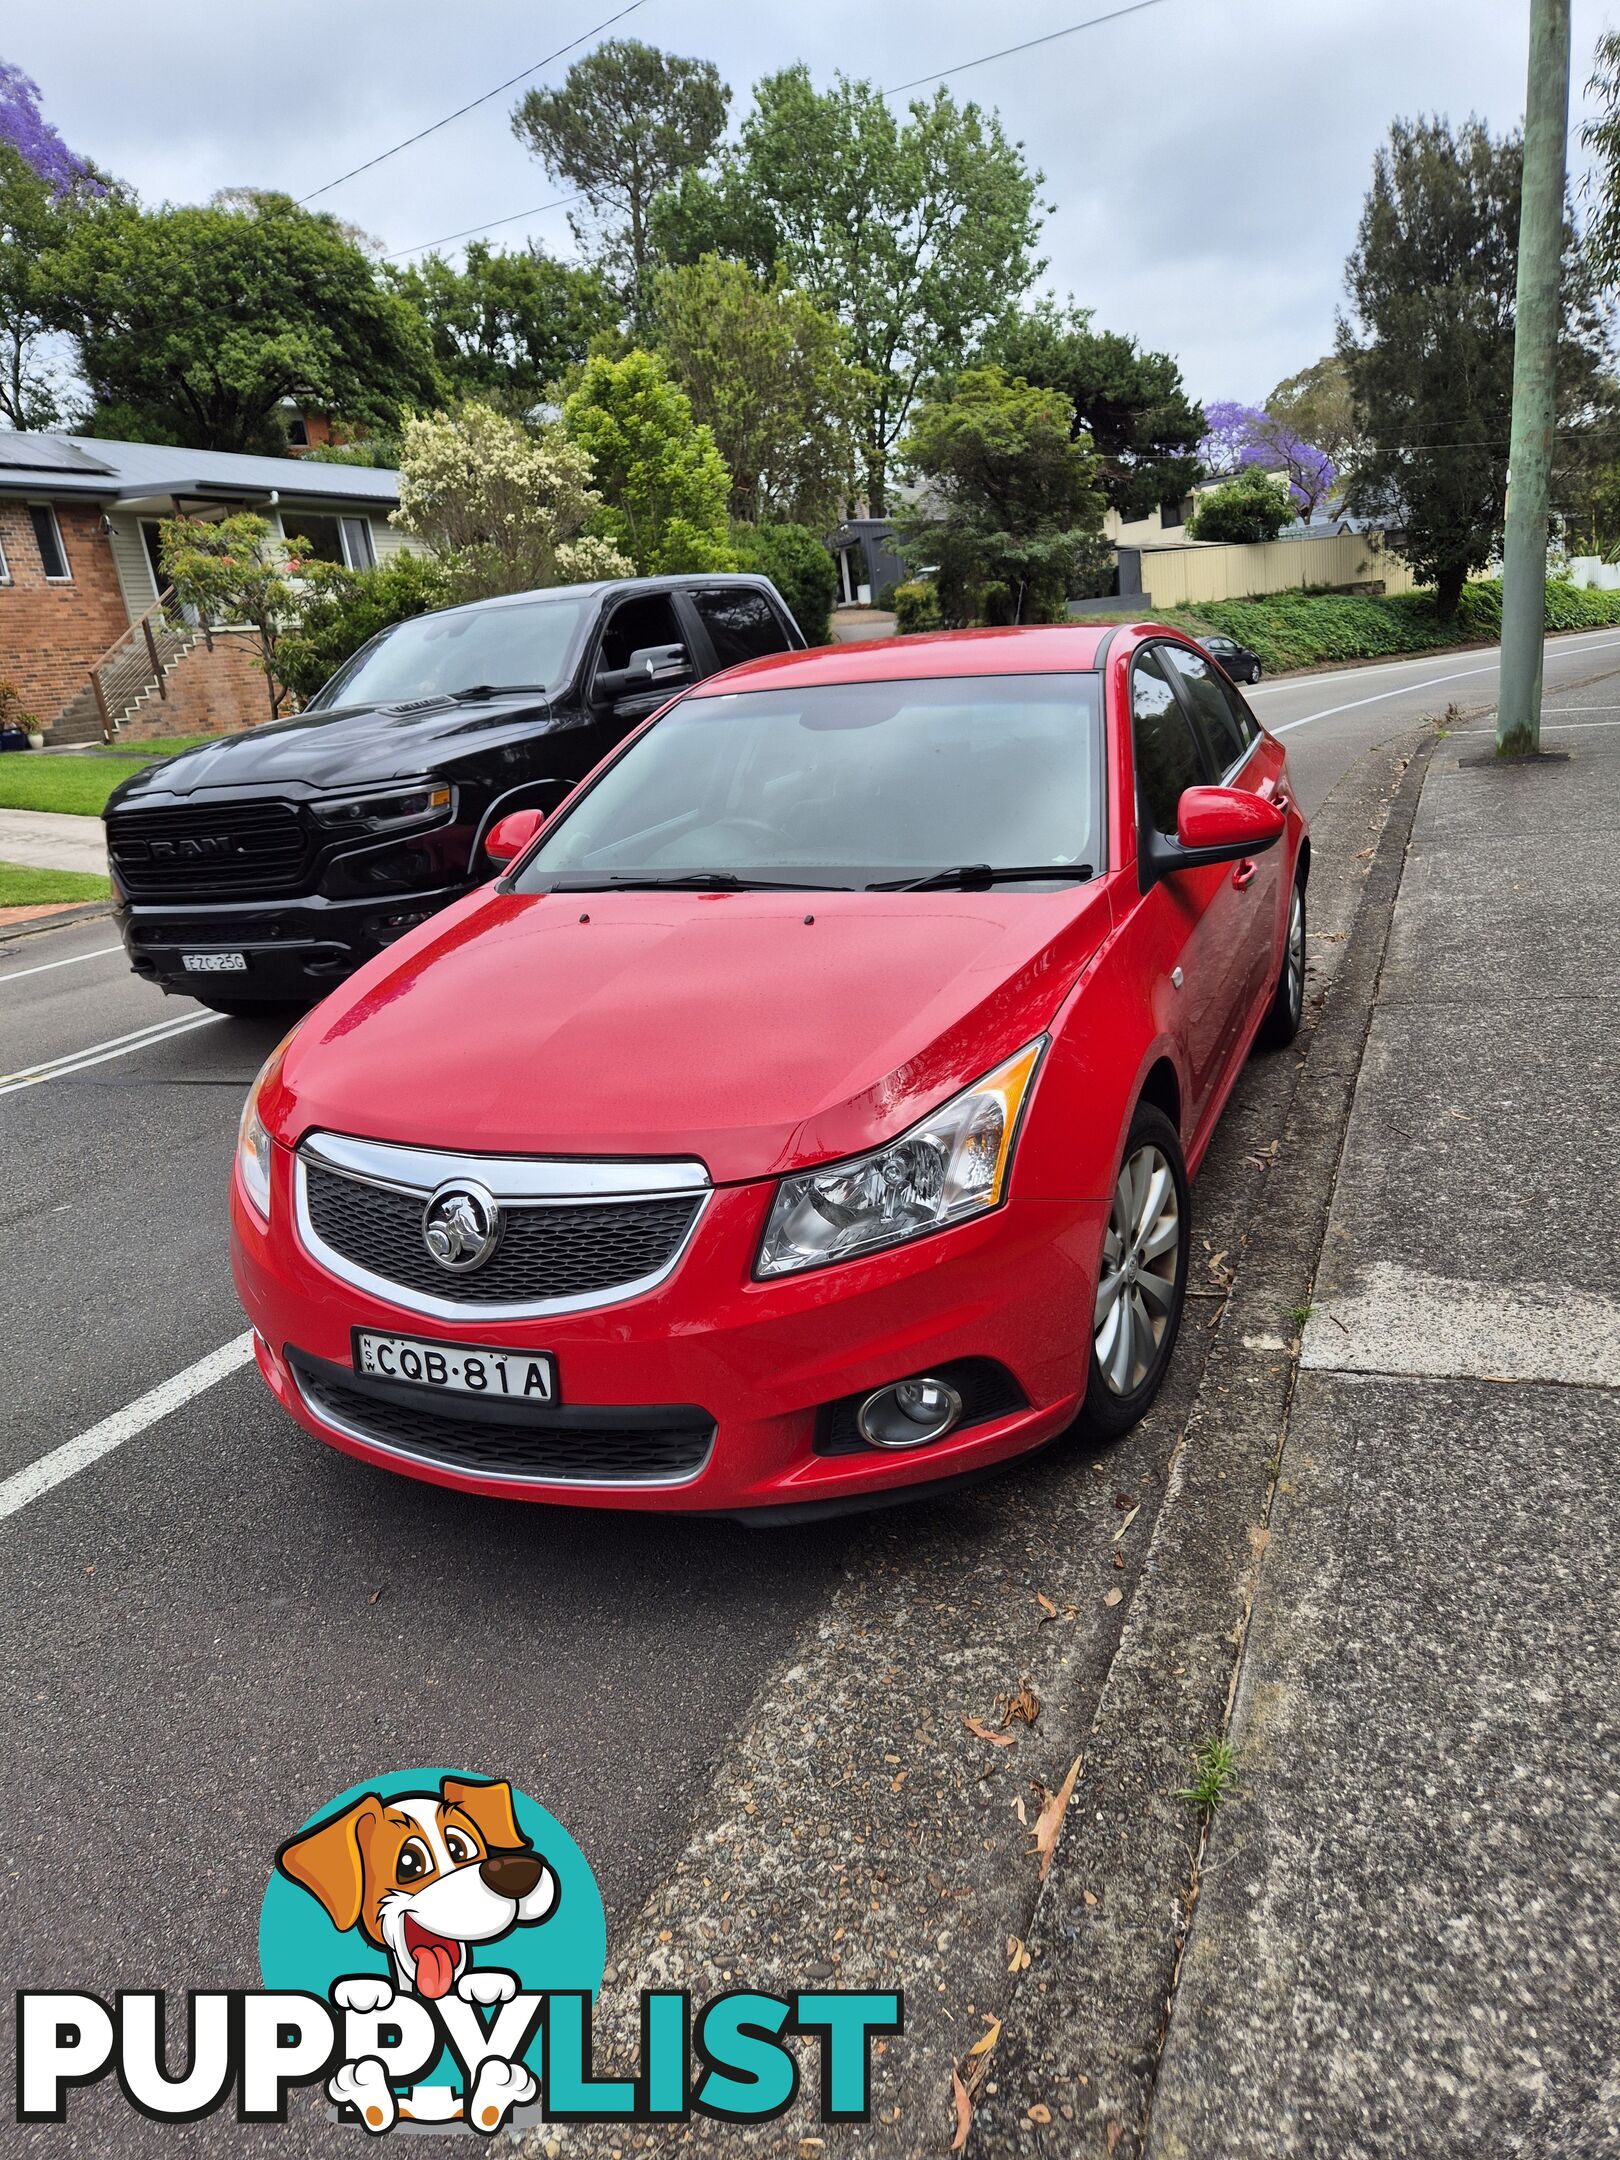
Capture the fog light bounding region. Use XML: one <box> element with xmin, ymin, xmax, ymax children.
<box><xmin>856</xmin><ymin>1375</ymin><xmax>964</xmax><ymax>1450</ymax></box>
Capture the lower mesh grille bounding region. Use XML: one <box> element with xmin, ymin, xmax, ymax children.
<box><xmin>290</xmin><ymin>1355</ymin><xmax>714</xmax><ymax>1483</ymax></box>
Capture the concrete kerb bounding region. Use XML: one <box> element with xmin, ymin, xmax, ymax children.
<box><xmin>969</xmin><ymin>733</ymin><xmax>1436</xmax><ymax>2159</ymax></box>
<box><xmin>0</xmin><ymin>901</ymin><xmax>116</xmax><ymax>947</ymax></box>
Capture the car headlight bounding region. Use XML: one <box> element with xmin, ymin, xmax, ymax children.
<box><xmin>310</xmin><ymin>782</ymin><xmax>453</xmax><ymax>835</ymax></box>
<box><xmin>755</xmin><ymin>1039</ymin><xmax>1046</xmax><ymax>1278</ymax></box>
<box><xmin>236</xmin><ymin>1027</ymin><xmax>299</xmax><ymax>1221</ymax></box>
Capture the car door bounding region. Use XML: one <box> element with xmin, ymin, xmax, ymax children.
<box><xmin>685</xmin><ymin>585</ymin><xmax>799</xmax><ymax>674</ymax></box>
<box><xmin>1126</xmin><ymin>644</ymin><xmax>1231</xmax><ymax>1128</ymax></box>
<box><xmin>1162</xmin><ymin>642</ymin><xmax>1286</xmax><ymax>1027</ymax></box>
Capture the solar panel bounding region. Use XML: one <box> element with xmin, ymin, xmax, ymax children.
<box><xmin>0</xmin><ymin>434</ymin><xmax>117</xmax><ymax>476</ymax></box>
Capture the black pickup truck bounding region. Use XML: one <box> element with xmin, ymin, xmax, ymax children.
<box><xmin>103</xmin><ymin>573</ymin><xmax>805</xmax><ymax>1013</ymax></box>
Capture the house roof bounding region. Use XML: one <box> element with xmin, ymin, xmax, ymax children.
<box><xmin>0</xmin><ymin>431</ymin><xmax>400</xmax><ymax>509</ymax></box>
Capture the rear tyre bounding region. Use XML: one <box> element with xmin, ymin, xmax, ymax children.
<box><xmin>1077</xmin><ymin>1105</ymin><xmax>1190</xmax><ymax>1445</ymax></box>
<box><xmin>186</xmin><ymin>991</ymin><xmax>309</xmax><ymax>1019</ymax></box>
<box><xmin>1249</xmin><ymin>662</ymin><xmax>1263</xmax><ymax>683</ymax></box>
<box><xmin>1256</xmin><ymin>872</ymin><xmax>1306</xmax><ymax>1050</ymax></box>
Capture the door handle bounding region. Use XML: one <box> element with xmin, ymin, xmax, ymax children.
<box><xmin>1261</xmin><ymin>780</ymin><xmax>1291</xmax><ymax>814</ymax></box>
<box><xmin>1232</xmin><ymin>858</ymin><xmax>1258</xmax><ymax>890</ymax></box>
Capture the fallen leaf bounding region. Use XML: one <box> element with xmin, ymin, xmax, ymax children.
<box><xmin>950</xmin><ymin>2070</ymin><xmax>972</xmax><ymax>2151</ymax></box>
<box><xmin>1033</xmin><ymin>1755</ymin><xmax>1083</xmax><ymax>1877</ymax></box>
<box><xmin>968</xmin><ymin>2020</ymin><xmax>1001</xmax><ymax>2059</ymax></box>
<box><xmin>1013</xmin><ymin>1793</ymin><xmax>1028</xmax><ymax>1826</ymax></box>
<box><xmin>891</xmin><ymin>1771</ymin><xmax>908</xmax><ymax>1793</ymax></box>
<box><xmin>1112</xmin><ymin>1504</ymin><xmax>1140</xmax><ymax>1542</ymax></box>
<box><xmin>998</xmin><ymin>1678</ymin><xmax>1041</xmax><ymax>1728</ymax></box>
<box><xmin>1035</xmin><ymin>1591</ymin><xmax>1058</xmax><ymax>1620</ymax></box>
<box><xmin>1106</xmin><ymin>2121</ymin><xmax>1123</xmax><ymax>2152</ymax></box>
<box><xmin>1007</xmin><ymin>1936</ymin><xmax>1031</xmax><ymax>1973</ymax></box>
<box><xmin>1103</xmin><ymin>1587</ymin><xmax>1123</xmax><ymax>1607</ymax></box>
<box><xmin>1029</xmin><ymin>2103</ymin><xmax>1052</xmax><ymax>2124</ymax></box>
<box><xmin>1082</xmin><ymin>1889</ymin><xmax>1098</xmax><ymax>1907</ymax></box>
<box><xmin>1113</xmin><ymin>1550</ymin><xmax>1125</xmax><ymax>1571</ymax></box>
<box><xmin>965</xmin><ymin>1715</ymin><xmax>1018</xmax><ymax>1748</ymax></box>
<box><xmin>1481</xmin><ymin>1373</ymin><xmax>1518</xmax><ymax>1384</ymax></box>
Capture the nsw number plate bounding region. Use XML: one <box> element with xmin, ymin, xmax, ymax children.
<box><xmin>182</xmin><ymin>951</ymin><xmax>247</xmax><ymax>973</ymax></box>
<box><xmin>354</xmin><ymin>1330</ymin><xmax>556</xmax><ymax>1403</ymax></box>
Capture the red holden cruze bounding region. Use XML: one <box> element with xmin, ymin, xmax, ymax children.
<box><xmin>231</xmin><ymin>625</ymin><xmax>1307</xmax><ymax>1520</ymax></box>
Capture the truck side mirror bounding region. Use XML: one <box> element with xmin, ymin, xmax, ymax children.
<box><xmin>594</xmin><ymin>643</ymin><xmax>691</xmax><ymax>705</ymax></box>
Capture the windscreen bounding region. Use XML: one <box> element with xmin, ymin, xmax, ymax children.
<box><xmin>516</xmin><ymin>674</ymin><xmax>1103</xmax><ymax>890</ymax></box>
<box><xmin>307</xmin><ymin>596</ymin><xmax>588</xmax><ymax>709</ymax></box>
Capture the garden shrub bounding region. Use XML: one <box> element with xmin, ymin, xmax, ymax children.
<box><xmin>275</xmin><ymin>549</ymin><xmax>449</xmax><ymax>703</ymax></box>
<box><xmin>892</xmin><ymin>579</ymin><xmax>943</xmax><ymax>634</ymax></box>
<box><xmin>730</xmin><ymin>521</ymin><xmax>837</xmax><ymax>645</ymax></box>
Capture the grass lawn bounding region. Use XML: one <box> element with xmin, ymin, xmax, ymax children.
<box><xmin>0</xmin><ymin>860</ymin><xmax>111</xmax><ymax>906</ymax></box>
<box><xmin>0</xmin><ymin>754</ymin><xmax>166</xmax><ymax>817</ymax></box>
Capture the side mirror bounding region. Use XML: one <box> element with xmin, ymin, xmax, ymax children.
<box><xmin>484</xmin><ymin>807</ymin><xmax>546</xmax><ymax>866</ymax></box>
<box><xmin>594</xmin><ymin>643</ymin><xmax>691</xmax><ymax>704</ymax></box>
<box><xmin>1140</xmin><ymin>785</ymin><xmax>1285</xmax><ymax>886</ymax></box>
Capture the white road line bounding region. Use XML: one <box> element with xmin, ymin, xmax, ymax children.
<box><xmin>1247</xmin><ymin>628</ymin><xmax>1620</xmax><ymax>699</ymax></box>
<box><xmin>0</xmin><ymin>1333</ymin><xmax>256</xmax><ymax>1522</ymax></box>
<box><xmin>0</xmin><ymin>1010</ymin><xmax>221</xmax><ymax>1097</ymax></box>
<box><xmin>1270</xmin><ymin>659</ymin><xmax>1511</xmax><ymax>735</ymax></box>
<box><xmin>0</xmin><ymin>944</ymin><xmax>121</xmax><ymax>986</ymax></box>
<box><xmin>1452</xmin><ymin>717</ymin><xmax>1620</xmax><ymax>733</ymax></box>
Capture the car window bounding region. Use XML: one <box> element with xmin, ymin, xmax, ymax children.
<box><xmin>517</xmin><ymin>674</ymin><xmax>1104</xmax><ymax>889</ymax></box>
<box><xmin>306</xmin><ymin>595</ymin><xmax>586</xmax><ymax>708</ymax></box>
<box><xmin>1165</xmin><ymin>645</ymin><xmax>1258</xmax><ymax>770</ymax></box>
<box><xmin>1132</xmin><ymin>648</ymin><xmax>1207</xmax><ymax>839</ymax></box>
<box><xmin>597</xmin><ymin>593</ymin><xmax>686</xmax><ymax>673</ymax></box>
<box><xmin>692</xmin><ymin>588</ymin><xmax>791</xmax><ymax>669</ymax></box>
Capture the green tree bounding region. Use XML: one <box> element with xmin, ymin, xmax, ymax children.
<box><xmin>1186</xmin><ymin>468</ymin><xmax>1293</xmax><ymax>543</ymax></box>
<box><xmin>728</xmin><ymin>520</ymin><xmax>837</xmax><ymax>643</ymax></box>
<box><xmin>563</xmin><ymin>349</ymin><xmax>734</xmax><ymax>574</ymax></box>
<box><xmin>511</xmin><ymin>40</ymin><xmax>728</xmax><ymax>328</ymax></box>
<box><xmin>895</xmin><ymin>366</ymin><xmax>1105</xmax><ymax>625</ymax></box>
<box><xmin>157</xmin><ymin>513</ymin><xmax>322</xmax><ymax>720</ymax></box>
<box><xmin>392</xmin><ymin>400</ymin><xmax>630</xmax><ymax>602</ymax></box>
<box><xmin>654</xmin><ymin>256</ymin><xmax>863</xmax><ymax>524</ymax></box>
<box><xmin>0</xmin><ymin>140</ymin><xmax>97</xmax><ymax>429</ymax></box>
<box><xmin>984</xmin><ymin>301</ymin><xmax>1204</xmax><ymax>520</ymax></box>
<box><xmin>1339</xmin><ymin>116</ymin><xmax>1608</xmax><ymax>617</ymax></box>
<box><xmin>384</xmin><ymin>242</ymin><xmax>616</xmax><ymax>415</ymax></box>
<box><xmin>656</xmin><ymin>69</ymin><xmax>1044</xmax><ymax>515</ymax></box>
<box><xmin>1266</xmin><ymin>354</ymin><xmax>1362</xmax><ymax>469</ymax></box>
<box><xmin>49</xmin><ymin>190</ymin><xmax>439</xmax><ymax>453</ymax></box>
<box><xmin>274</xmin><ymin>549</ymin><xmax>449</xmax><ymax>703</ymax></box>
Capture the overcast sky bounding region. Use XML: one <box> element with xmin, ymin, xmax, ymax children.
<box><xmin>11</xmin><ymin>0</ymin><xmax>1618</xmax><ymax>406</ymax></box>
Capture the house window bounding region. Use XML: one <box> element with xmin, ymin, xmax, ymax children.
<box><xmin>0</xmin><ymin>527</ymin><xmax>10</xmax><ymax>584</ymax></box>
<box><xmin>284</xmin><ymin>511</ymin><xmax>376</xmax><ymax>570</ymax></box>
<box><xmin>28</xmin><ymin>503</ymin><xmax>70</xmax><ymax>581</ymax></box>
<box><xmin>285</xmin><ymin>411</ymin><xmax>310</xmax><ymax>448</ymax></box>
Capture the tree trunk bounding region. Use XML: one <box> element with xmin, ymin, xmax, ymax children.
<box><xmin>1434</xmin><ymin>563</ymin><xmax>1466</xmax><ymax>621</ymax></box>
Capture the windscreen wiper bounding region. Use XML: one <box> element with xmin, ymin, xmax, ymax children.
<box><xmin>450</xmin><ymin>683</ymin><xmax>549</xmax><ymax>700</ymax></box>
<box><xmin>868</xmin><ymin>863</ymin><xmax>1095</xmax><ymax>892</ymax></box>
<box><xmin>548</xmin><ymin>872</ymin><xmax>857</xmax><ymax>892</ymax></box>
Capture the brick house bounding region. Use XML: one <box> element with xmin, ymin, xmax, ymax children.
<box><xmin>0</xmin><ymin>432</ymin><xmax>415</xmax><ymax>744</ymax></box>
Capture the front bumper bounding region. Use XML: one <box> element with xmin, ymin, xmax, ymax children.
<box><xmin>115</xmin><ymin>885</ymin><xmax>467</xmax><ymax>1002</ymax></box>
<box><xmin>232</xmin><ymin>1145</ymin><xmax>1103</xmax><ymax>1515</ymax></box>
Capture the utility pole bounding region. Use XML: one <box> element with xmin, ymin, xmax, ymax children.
<box><xmin>1497</xmin><ymin>0</ymin><xmax>1572</xmax><ymax>756</ymax></box>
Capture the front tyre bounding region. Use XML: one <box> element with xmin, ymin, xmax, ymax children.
<box><xmin>1256</xmin><ymin>871</ymin><xmax>1306</xmax><ymax>1050</ymax></box>
<box><xmin>1077</xmin><ymin>1105</ymin><xmax>1190</xmax><ymax>1444</ymax></box>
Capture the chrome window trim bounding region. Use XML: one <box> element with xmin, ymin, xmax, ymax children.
<box><xmin>290</xmin><ymin>1365</ymin><xmax>715</xmax><ymax>1491</ymax></box>
<box><xmin>294</xmin><ymin>1132</ymin><xmax>712</xmax><ymax>1320</ymax></box>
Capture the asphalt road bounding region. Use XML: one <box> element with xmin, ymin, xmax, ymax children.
<box><xmin>4</xmin><ymin>626</ymin><xmax>1619</xmax><ymax>2156</ymax></box>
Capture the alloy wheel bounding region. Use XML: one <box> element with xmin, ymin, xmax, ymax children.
<box><xmin>1094</xmin><ymin>1144</ymin><xmax>1181</xmax><ymax>1396</ymax></box>
<box><xmin>1285</xmin><ymin>882</ymin><xmax>1305</xmax><ymax>1022</ymax></box>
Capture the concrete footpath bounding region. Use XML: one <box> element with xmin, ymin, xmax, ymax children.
<box><xmin>0</xmin><ymin>804</ymin><xmax>108</xmax><ymax>874</ymax></box>
<box><xmin>1144</xmin><ymin>721</ymin><xmax>1620</xmax><ymax>2156</ymax></box>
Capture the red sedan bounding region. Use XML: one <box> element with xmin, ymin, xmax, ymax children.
<box><xmin>231</xmin><ymin>625</ymin><xmax>1307</xmax><ymax>1520</ymax></box>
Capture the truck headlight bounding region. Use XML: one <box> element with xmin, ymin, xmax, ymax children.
<box><xmin>311</xmin><ymin>782</ymin><xmax>453</xmax><ymax>835</ymax></box>
<box><xmin>755</xmin><ymin>1040</ymin><xmax>1046</xmax><ymax>1278</ymax></box>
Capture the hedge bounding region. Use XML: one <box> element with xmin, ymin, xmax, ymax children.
<box><xmin>1146</xmin><ymin>580</ymin><xmax>1620</xmax><ymax>675</ymax></box>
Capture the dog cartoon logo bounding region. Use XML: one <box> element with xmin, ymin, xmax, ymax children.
<box><xmin>277</xmin><ymin>1775</ymin><xmax>556</xmax><ymax>2003</ymax></box>
<box><xmin>260</xmin><ymin>1769</ymin><xmax>606</xmax><ymax>2135</ymax></box>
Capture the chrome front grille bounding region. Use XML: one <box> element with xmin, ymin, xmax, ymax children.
<box><xmin>294</xmin><ymin>1133</ymin><xmax>710</xmax><ymax>1318</ymax></box>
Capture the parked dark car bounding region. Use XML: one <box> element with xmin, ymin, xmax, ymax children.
<box><xmin>1199</xmin><ymin>632</ymin><xmax>1262</xmax><ymax>685</ymax></box>
<box><xmin>103</xmin><ymin>575</ymin><xmax>806</xmax><ymax>1013</ymax></box>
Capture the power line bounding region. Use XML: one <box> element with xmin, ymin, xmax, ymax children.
<box><xmin>882</xmin><ymin>0</ymin><xmax>1173</xmax><ymax>99</ymax></box>
<box><xmin>381</xmin><ymin>0</ymin><xmax>1178</xmax><ymax>264</ymax></box>
<box><xmin>383</xmin><ymin>192</ymin><xmax>588</xmax><ymax>262</ymax></box>
<box><xmin>298</xmin><ymin>0</ymin><xmax>652</xmax><ymax>204</ymax></box>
